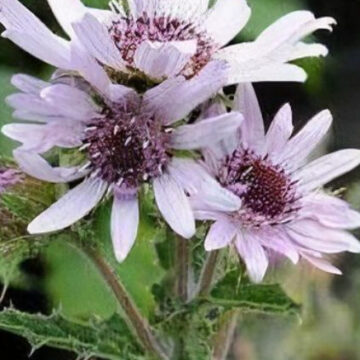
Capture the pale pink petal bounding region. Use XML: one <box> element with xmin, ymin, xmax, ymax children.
<box><xmin>205</xmin><ymin>219</ymin><xmax>237</xmax><ymax>251</ymax></box>
<box><xmin>300</xmin><ymin>192</ymin><xmax>360</xmax><ymax>229</ymax></box>
<box><xmin>3</xmin><ymin>121</ymin><xmax>83</xmax><ymax>153</ymax></box>
<box><xmin>134</xmin><ymin>40</ymin><xmax>197</xmax><ymax>79</ymax></box>
<box><xmin>286</xmin><ymin>219</ymin><xmax>360</xmax><ymax>254</ymax></box>
<box><xmin>203</xmin><ymin>0</ymin><xmax>251</xmax><ymax>47</ymax></box>
<box><xmin>153</xmin><ymin>173</ymin><xmax>195</xmax><ymax>239</ymax></box>
<box><xmin>6</xmin><ymin>93</ymin><xmax>59</xmax><ymax>117</ymax></box>
<box><xmin>111</xmin><ymin>193</ymin><xmax>139</xmax><ymax>262</ymax></box>
<box><xmin>40</xmin><ymin>84</ymin><xmax>99</xmax><ymax>121</ymax></box>
<box><xmin>47</xmin><ymin>0</ymin><xmax>112</xmax><ymax>37</ymax></box>
<box><xmin>0</xmin><ymin>0</ymin><xmax>71</xmax><ymax>68</ymax></box>
<box><xmin>143</xmin><ymin>60</ymin><xmax>228</xmax><ymax>125</ymax></box>
<box><xmin>28</xmin><ymin>177</ymin><xmax>107</xmax><ymax>234</ymax></box>
<box><xmin>70</xmin><ymin>41</ymin><xmax>113</xmax><ymax>95</ymax></box>
<box><xmin>296</xmin><ymin>149</ymin><xmax>360</xmax><ymax>192</ymax></box>
<box><xmin>278</xmin><ymin>110</ymin><xmax>332</xmax><ymax>169</ymax></box>
<box><xmin>169</xmin><ymin>158</ymin><xmax>241</xmax><ymax>212</ymax></box>
<box><xmin>233</xmin><ymin>83</ymin><xmax>265</xmax><ymax>153</ymax></box>
<box><xmin>235</xmin><ymin>231</ymin><xmax>269</xmax><ymax>283</ymax></box>
<box><xmin>170</xmin><ymin>112</ymin><xmax>243</xmax><ymax>150</ymax></box>
<box><xmin>72</xmin><ymin>13</ymin><xmax>126</xmax><ymax>71</ymax></box>
<box><xmin>13</xmin><ymin>150</ymin><xmax>87</xmax><ymax>183</ymax></box>
<box><xmin>301</xmin><ymin>253</ymin><xmax>342</xmax><ymax>275</ymax></box>
<box><xmin>215</xmin><ymin>11</ymin><xmax>335</xmax><ymax>85</ymax></box>
<box><xmin>265</xmin><ymin>103</ymin><xmax>293</xmax><ymax>160</ymax></box>
<box><xmin>259</xmin><ymin>227</ymin><xmax>299</xmax><ymax>264</ymax></box>
<box><xmin>11</xmin><ymin>74</ymin><xmax>48</xmax><ymax>94</ymax></box>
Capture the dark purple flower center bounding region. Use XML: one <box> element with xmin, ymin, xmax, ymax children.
<box><xmin>108</xmin><ymin>12</ymin><xmax>216</xmax><ymax>78</ymax></box>
<box><xmin>219</xmin><ymin>149</ymin><xmax>299</xmax><ymax>226</ymax></box>
<box><xmin>83</xmin><ymin>106</ymin><xmax>171</xmax><ymax>189</ymax></box>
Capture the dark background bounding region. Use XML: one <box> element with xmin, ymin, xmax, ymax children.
<box><xmin>1</xmin><ymin>0</ymin><xmax>360</xmax><ymax>359</ymax></box>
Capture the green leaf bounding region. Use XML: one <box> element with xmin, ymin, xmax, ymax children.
<box><xmin>209</xmin><ymin>270</ymin><xmax>300</xmax><ymax>315</ymax></box>
<box><xmin>0</xmin><ymin>308</ymin><xmax>143</xmax><ymax>360</ymax></box>
<box><xmin>82</xmin><ymin>0</ymin><xmax>110</xmax><ymax>8</ymax></box>
<box><xmin>44</xmin><ymin>240</ymin><xmax>117</xmax><ymax>320</ymax></box>
<box><xmin>93</xmin><ymin>191</ymin><xmax>166</xmax><ymax>317</ymax></box>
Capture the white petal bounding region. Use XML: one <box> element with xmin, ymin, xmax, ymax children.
<box><xmin>255</xmin><ymin>11</ymin><xmax>335</xmax><ymax>59</ymax></box>
<box><xmin>296</xmin><ymin>149</ymin><xmax>360</xmax><ymax>192</ymax></box>
<box><xmin>215</xmin><ymin>11</ymin><xmax>335</xmax><ymax>85</ymax></box>
<box><xmin>203</xmin><ymin>0</ymin><xmax>251</xmax><ymax>47</ymax></box>
<box><xmin>265</xmin><ymin>103</ymin><xmax>293</xmax><ymax>160</ymax></box>
<box><xmin>0</xmin><ymin>0</ymin><xmax>71</xmax><ymax>68</ymax></box>
<box><xmin>28</xmin><ymin>177</ymin><xmax>107</xmax><ymax>234</ymax></box>
<box><xmin>40</xmin><ymin>84</ymin><xmax>99</xmax><ymax>121</ymax></box>
<box><xmin>111</xmin><ymin>194</ymin><xmax>139</xmax><ymax>262</ymax></box>
<box><xmin>143</xmin><ymin>61</ymin><xmax>228</xmax><ymax>125</ymax></box>
<box><xmin>301</xmin><ymin>253</ymin><xmax>342</xmax><ymax>275</ymax></box>
<box><xmin>170</xmin><ymin>112</ymin><xmax>243</xmax><ymax>150</ymax></box>
<box><xmin>288</xmin><ymin>41</ymin><xmax>329</xmax><ymax>61</ymax></box>
<box><xmin>13</xmin><ymin>150</ymin><xmax>86</xmax><ymax>183</ymax></box>
<box><xmin>205</xmin><ymin>219</ymin><xmax>237</xmax><ymax>251</ymax></box>
<box><xmin>278</xmin><ymin>110</ymin><xmax>332</xmax><ymax>169</ymax></box>
<box><xmin>235</xmin><ymin>230</ymin><xmax>269</xmax><ymax>283</ymax></box>
<box><xmin>169</xmin><ymin>158</ymin><xmax>241</xmax><ymax>212</ymax></box>
<box><xmin>11</xmin><ymin>74</ymin><xmax>48</xmax><ymax>94</ymax></box>
<box><xmin>134</xmin><ymin>40</ymin><xmax>196</xmax><ymax>79</ymax></box>
<box><xmin>129</xmin><ymin>0</ymin><xmax>209</xmax><ymax>20</ymax></box>
<box><xmin>72</xmin><ymin>13</ymin><xmax>126</xmax><ymax>71</ymax></box>
<box><xmin>217</xmin><ymin>45</ymin><xmax>307</xmax><ymax>84</ymax></box>
<box><xmin>300</xmin><ymin>192</ymin><xmax>360</xmax><ymax>230</ymax></box>
<box><xmin>287</xmin><ymin>219</ymin><xmax>360</xmax><ymax>254</ymax></box>
<box><xmin>233</xmin><ymin>83</ymin><xmax>265</xmax><ymax>153</ymax></box>
<box><xmin>47</xmin><ymin>0</ymin><xmax>113</xmax><ymax>37</ymax></box>
<box><xmin>153</xmin><ymin>173</ymin><xmax>195</xmax><ymax>239</ymax></box>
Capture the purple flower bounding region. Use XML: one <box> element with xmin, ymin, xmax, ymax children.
<box><xmin>0</xmin><ymin>168</ymin><xmax>21</xmax><ymax>193</ymax></box>
<box><xmin>2</xmin><ymin>61</ymin><xmax>243</xmax><ymax>262</ymax></box>
<box><xmin>191</xmin><ymin>84</ymin><xmax>360</xmax><ymax>282</ymax></box>
<box><xmin>0</xmin><ymin>0</ymin><xmax>335</xmax><ymax>84</ymax></box>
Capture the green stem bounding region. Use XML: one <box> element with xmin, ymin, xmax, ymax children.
<box><xmin>175</xmin><ymin>235</ymin><xmax>189</xmax><ymax>302</ymax></box>
<box><xmin>85</xmin><ymin>247</ymin><xmax>169</xmax><ymax>360</ymax></box>
<box><xmin>212</xmin><ymin>310</ymin><xmax>240</xmax><ymax>360</ymax></box>
<box><xmin>197</xmin><ymin>250</ymin><xmax>220</xmax><ymax>297</ymax></box>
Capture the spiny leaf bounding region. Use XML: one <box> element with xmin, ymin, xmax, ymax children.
<box><xmin>0</xmin><ymin>308</ymin><xmax>143</xmax><ymax>360</ymax></box>
<box><xmin>209</xmin><ymin>270</ymin><xmax>300</xmax><ymax>315</ymax></box>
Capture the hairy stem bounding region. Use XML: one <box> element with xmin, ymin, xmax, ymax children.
<box><xmin>197</xmin><ymin>250</ymin><xmax>220</xmax><ymax>297</ymax></box>
<box><xmin>85</xmin><ymin>247</ymin><xmax>169</xmax><ymax>360</ymax></box>
<box><xmin>175</xmin><ymin>235</ymin><xmax>189</xmax><ymax>302</ymax></box>
<box><xmin>212</xmin><ymin>310</ymin><xmax>240</xmax><ymax>360</ymax></box>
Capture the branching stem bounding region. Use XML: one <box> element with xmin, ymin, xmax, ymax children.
<box><xmin>197</xmin><ymin>250</ymin><xmax>220</xmax><ymax>297</ymax></box>
<box><xmin>175</xmin><ymin>235</ymin><xmax>189</xmax><ymax>302</ymax></box>
<box><xmin>84</xmin><ymin>247</ymin><xmax>169</xmax><ymax>360</ymax></box>
<box><xmin>212</xmin><ymin>310</ymin><xmax>240</xmax><ymax>360</ymax></box>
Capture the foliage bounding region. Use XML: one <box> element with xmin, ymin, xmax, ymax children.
<box><xmin>0</xmin><ymin>308</ymin><xmax>143</xmax><ymax>360</ymax></box>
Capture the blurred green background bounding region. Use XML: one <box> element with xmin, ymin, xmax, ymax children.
<box><xmin>1</xmin><ymin>0</ymin><xmax>360</xmax><ymax>359</ymax></box>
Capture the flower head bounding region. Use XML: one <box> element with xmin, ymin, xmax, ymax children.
<box><xmin>0</xmin><ymin>0</ymin><xmax>335</xmax><ymax>85</ymax></box>
<box><xmin>2</xmin><ymin>61</ymin><xmax>243</xmax><ymax>262</ymax></box>
<box><xmin>192</xmin><ymin>84</ymin><xmax>360</xmax><ymax>282</ymax></box>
